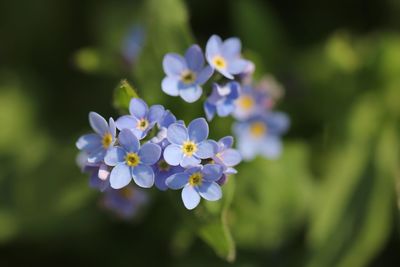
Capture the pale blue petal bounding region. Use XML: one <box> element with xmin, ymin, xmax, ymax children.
<box><xmin>131</xmin><ymin>164</ymin><xmax>154</xmax><ymax>188</ymax></box>
<box><xmin>87</xmin><ymin>149</ymin><xmax>106</xmax><ymax>163</ymax></box>
<box><xmin>195</xmin><ymin>140</ymin><xmax>218</xmax><ymax>159</ymax></box>
<box><xmin>198</xmin><ymin>181</ymin><xmax>222</xmax><ymax>201</ymax></box>
<box><xmin>163</xmin><ymin>144</ymin><xmax>184</xmax><ymax>166</ymax></box>
<box><xmin>139</xmin><ymin>143</ymin><xmax>161</xmax><ymax>165</ymax></box>
<box><xmin>216</xmin><ymin>102</ymin><xmax>234</xmax><ymax>117</ymax></box>
<box><xmin>116</xmin><ymin>115</ymin><xmax>137</xmax><ymax>131</ymax></box>
<box><xmin>221</xmin><ymin>37</ymin><xmax>241</xmax><ymax>58</ymax></box>
<box><xmin>202</xmin><ymin>164</ymin><xmax>223</xmax><ymax>181</ymax></box>
<box><xmin>179</xmin><ymin>85</ymin><xmax>202</xmax><ymax>103</ymax></box>
<box><xmin>148</xmin><ymin>105</ymin><xmax>165</xmax><ymax>123</ymax></box>
<box><xmin>185</xmin><ymin>44</ymin><xmax>204</xmax><ymax>72</ymax></box>
<box><xmin>260</xmin><ymin>136</ymin><xmax>282</xmax><ymax>159</ymax></box>
<box><xmin>76</xmin><ymin>134</ymin><xmax>101</xmax><ymax>152</ymax></box>
<box><xmin>159</xmin><ymin>110</ymin><xmax>177</xmax><ymax>128</ymax></box>
<box><xmin>89</xmin><ymin>112</ymin><xmax>108</xmax><ymax>135</ymax></box>
<box><xmin>237</xmin><ymin>137</ymin><xmax>258</xmax><ymax>161</ymax></box>
<box><xmin>163</xmin><ymin>53</ymin><xmax>186</xmax><ymax>77</ymax></box>
<box><xmin>268</xmin><ymin>112</ymin><xmax>290</xmax><ymax>135</ymax></box>
<box><xmin>182</xmin><ymin>185</ymin><xmax>200</xmax><ymax>210</ymax></box>
<box><xmin>196</xmin><ymin>66</ymin><xmax>213</xmax><ymax>85</ymax></box>
<box><xmin>188</xmin><ymin>118</ymin><xmax>208</xmax><ymax>143</ymax></box>
<box><xmin>219</xmin><ymin>136</ymin><xmax>233</xmax><ymax>149</ymax></box>
<box><xmin>181</xmin><ymin>156</ymin><xmax>201</xmax><ymax>168</ymax></box>
<box><xmin>109</xmin><ymin>118</ymin><xmax>116</xmax><ymax>138</ymax></box>
<box><xmin>227</xmin><ymin>58</ymin><xmax>248</xmax><ymax>75</ymax></box>
<box><xmin>220</xmin><ymin>148</ymin><xmax>242</xmax><ymax>166</ymax></box>
<box><xmin>129</xmin><ymin>98</ymin><xmax>148</xmax><ymax>119</ymax></box>
<box><xmin>217</xmin><ymin>67</ymin><xmax>234</xmax><ymax>79</ymax></box>
<box><xmin>166</xmin><ymin>172</ymin><xmax>188</xmax><ymax>189</ymax></box>
<box><xmin>225</xmin><ymin>167</ymin><xmax>237</xmax><ymax>175</ymax></box>
<box><xmin>167</xmin><ymin>123</ymin><xmax>188</xmax><ymax>145</ymax></box>
<box><xmin>104</xmin><ymin>147</ymin><xmax>126</xmax><ymax>166</ymax></box>
<box><xmin>110</xmin><ymin>164</ymin><xmax>132</xmax><ymax>189</ymax></box>
<box><xmin>118</xmin><ymin>129</ymin><xmax>140</xmax><ymax>152</ymax></box>
<box><xmin>204</xmin><ymin>101</ymin><xmax>216</xmax><ymax>121</ymax></box>
<box><xmin>205</xmin><ymin>35</ymin><xmax>222</xmax><ymax>62</ymax></box>
<box><xmin>162</xmin><ymin>76</ymin><xmax>180</xmax><ymax>96</ymax></box>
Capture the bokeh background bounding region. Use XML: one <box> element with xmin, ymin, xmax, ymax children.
<box><xmin>1</xmin><ymin>0</ymin><xmax>400</xmax><ymax>266</ymax></box>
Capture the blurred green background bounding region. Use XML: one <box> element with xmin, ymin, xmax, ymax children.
<box><xmin>1</xmin><ymin>0</ymin><xmax>400</xmax><ymax>266</ymax></box>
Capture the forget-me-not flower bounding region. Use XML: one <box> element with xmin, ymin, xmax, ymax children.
<box><xmin>116</xmin><ymin>98</ymin><xmax>165</xmax><ymax>140</ymax></box>
<box><xmin>212</xmin><ymin>136</ymin><xmax>242</xmax><ymax>175</ymax></box>
<box><xmin>163</xmin><ymin>118</ymin><xmax>218</xmax><ymax>168</ymax></box>
<box><xmin>105</xmin><ymin>129</ymin><xmax>161</xmax><ymax>189</ymax></box>
<box><xmin>166</xmin><ymin>164</ymin><xmax>223</xmax><ymax>210</ymax></box>
<box><xmin>76</xmin><ymin>112</ymin><xmax>116</xmax><ymax>163</ymax></box>
<box><xmin>204</xmin><ymin>82</ymin><xmax>240</xmax><ymax>121</ymax></box>
<box><xmin>162</xmin><ymin>45</ymin><xmax>213</xmax><ymax>103</ymax></box>
<box><xmin>205</xmin><ymin>35</ymin><xmax>249</xmax><ymax>79</ymax></box>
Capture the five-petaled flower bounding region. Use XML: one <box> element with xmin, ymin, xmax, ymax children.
<box><xmin>205</xmin><ymin>35</ymin><xmax>249</xmax><ymax>79</ymax></box>
<box><xmin>105</xmin><ymin>129</ymin><xmax>161</xmax><ymax>189</ymax></box>
<box><xmin>76</xmin><ymin>112</ymin><xmax>116</xmax><ymax>163</ymax></box>
<box><xmin>163</xmin><ymin>118</ymin><xmax>218</xmax><ymax>168</ymax></box>
<box><xmin>116</xmin><ymin>98</ymin><xmax>165</xmax><ymax>140</ymax></box>
<box><xmin>212</xmin><ymin>136</ymin><xmax>242</xmax><ymax>175</ymax></box>
<box><xmin>166</xmin><ymin>164</ymin><xmax>223</xmax><ymax>210</ymax></box>
<box><xmin>162</xmin><ymin>45</ymin><xmax>213</xmax><ymax>103</ymax></box>
<box><xmin>204</xmin><ymin>82</ymin><xmax>241</xmax><ymax>121</ymax></box>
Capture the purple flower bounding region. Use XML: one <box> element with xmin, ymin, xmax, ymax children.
<box><xmin>116</xmin><ymin>98</ymin><xmax>165</xmax><ymax>140</ymax></box>
<box><xmin>212</xmin><ymin>136</ymin><xmax>242</xmax><ymax>175</ymax></box>
<box><xmin>162</xmin><ymin>45</ymin><xmax>213</xmax><ymax>103</ymax></box>
<box><xmin>204</xmin><ymin>82</ymin><xmax>240</xmax><ymax>121</ymax></box>
<box><xmin>205</xmin><ymin>35</ymin><xmax>249</xmax><ymax>79</ymax></box>
<box><xmin>103</xmin><ymin>185</ymin><xmax>148</xmax><ymax>219</ymax></box>
<box><xmin>163</xmin><ymin>118</ymin><xmax>218</xmax><ymax>168</ymax></box>
<box><xmin>166</xmin><ymin>164</ymin><xmax>223</xmax><ymax>210</ymax></box>
<box><xmin>76</xmin><ymin>112</ymin><xmax>116</xmax><ymax>163</ymax></box>
<box><xmin>233</xmin><ymin>112</ymin><xmax>290</xmax><ymax>160</ymax></box>
<box><xmin>105</xmin><ymin>129</ymin><xmax>161</xmax><ymax>189</ymax></box>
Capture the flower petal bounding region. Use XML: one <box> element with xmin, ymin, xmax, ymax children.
<box><xmin>110</xmin><ymin>164</ymin><xmax>132</xmax><ymax>189</ymax></box>
<box><xmin>221</xmin><ymin>37</ymin><xmax>241</xmax><ymax>58</ymax></box>
<box><xmin>196</xmin><ymin>66</ymin><xmax>214</xmax><ymax>85</ymax></box>
<box><xmin>185</xmin><ymin>44</ymin><xmax>204</xmax><ymax>72</ymax></box>
<box><xmin>205</xmin><ymin>35</ymin><xmax>222</xmax><ymax>62</ymax></box>
<box><xmin>181</xmin><ymin>155</ymin><xmax>201</xmax><ymax>168</ymax></box>
<box><xmin>182</xmin><ymin>185</ymin><xmax>200</xmax><ymax>210</ymax></box>
<box><xmin>216</xmin><ymin>102</ymin><xmax>235</xmax><ymax>117</ymax></box>
<box><xmin>260</xmin><ymin>136</ymin><xmax>282</xmax><ymax>159</ymax></box>
<box><xmin>89</xmin><ymin>112</ymin><xmax>109</xmax><ymax>135</ymax></box>
<box><xmin>179</xmin><ymin>85</ymin><xmax>202</xmax><ymax>103</ymax></box>
<box><xmin>98</xmin><ymin>163</ymin><xmax>110</xmax><ymax>180</ymax></box>
<box><xmin>109</xmin><ymin>118</ymin><xmax>116</xmax><ymax>138</ymax></box>
<box><xmin>195</xmin><ymin>140</ymin><xmax>218</xmax><ymax>159</ymax></box>
<box><xmin>129</xmin><ymin>98</ymin><xmax>148</xmax><ymax>119</ymax></box>
<box><xmin>227</xmin><ymin>58</ymin><xmax>248</xmax><ymax>75</ymax></box>
<box><xmin>204</xmin><ymin>101</ymin><xmax>216</xmax><ymax>121</ymax></box>
<box><xmin>76</xmin><ymin>133</ymin><xmax>101</xmax><ymax>152</ymax></box>
<box><xmin>219</xmin><ymin>136</ymin><xmax>233</xmax><ymax>149</ymax></box>
<box><xmin>148</xmin><ymin>105</ymin><xmax>165</xmax><ymax>124</ymax></box>
<box><xmin>104</xmin><ymin>147</ymin><xmax>126</xmax><ymax>166</ymax></box>
<box><xmin>166</xmin><ymin>172</ymin><xmax>188</xmax><ymax>189</ymax></box>
<box><xmin>163</xmin><ymin>144</ymin><xmax>184</xmax><ymax>166</ymax></box>
<box><xmin>163</xmin><ymin>53</ymin><xmax>186</xmax><ymax>76</ymax></box>
<box><xmin>115</xmin><ymin>115</ymin><xmax>137</xmax><ymax>131</ymax></box>
<box><xmin>162</xmin><ymin>76</ymin><xmax>180</xmax><ymax>96</ymax></box>
<box><xmin>87</xmin><ymin>149</ymin><xmax>106</xmax><ymax>163</ymax></box>
<box><xmin>159</xmin><ymin>110</ymin><xmax>177</xmax><ymax>128</ymax></box>
<box><xmin>131</xmin><ymin>164</ymin><xmax>154</xmax><ymax>188</ymax></box>
<box><xmin>118</xmin><ymin>129</ymin><xmax>140</xmax><ymax>152</ymax></box>
<box><xmin>198</xmin><ymin>182</ymin><xmax>222</xmax><ymax>201</ymax></box>
<box><xmin>167</xmin><ymin>123</ymin><xmax>188</xmax><ymax>145</ymax></box>
<box><xmin>188</xmin><ymin>118</ymin><xmax>209</xmax><ymax>143</ymax></box>
<box><xmin>219</xmin><ymin>148</ymin><xmax>242</xmax><ymax>166</ymax></box>
<box><xmin>139</xmin><ymin>143</ymin><xmax>161</xmax><ymax>165</ymax></box>
<box><xmin>202</xmin><ymin>164</ymin><xmax>223</xmax><ymax>181</ymax></box>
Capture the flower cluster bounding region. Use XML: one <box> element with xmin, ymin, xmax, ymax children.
<box><xmin>76</xmin><ymin>97</ymin><xmax>242</xmax><ymax>210</ymax></box>
<box><xmin>161</xmin><ymin>35</ymin><xmax>290</xmax><ymax>161</ymax></box>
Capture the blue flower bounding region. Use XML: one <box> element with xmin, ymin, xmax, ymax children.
<box><xmin>233</xmin><ymin>85</ymin><xmax>270</xmax><ymax>120</ymax></box>
<box><xmin>116</xmin><ymin>98</ymin><xmax>165</xmax><ymax>140</ymax></box>
<box><xmin>153</xmin><ymin>156</ymin><xmax>184</xmax><ymax>191</ymax></box>
<box><xmin>205</xmin><ymin>35</ymin><xmax>249</xmax><ymax>79</ymax></box>
<box><xmin>166</xmin><ymin>164</ymin><xmax>223</xmax><ymax>210</ymax></box>
<box><xmin>76</xmin><ymin>112</ymin><xmax>116</xmax><ymax>163</ymax></box>
<box><xmin>121</xmin><ymin>25</ymin><xmax>145</xmax><ymax>67</ymax></box>
<box><xmin>233</xmin><ymin>112</ymin><xmax>290</xmax><ymax>160</ymax></box>
<box><xmin>163</xmin><ymin>118</ymin><xmax>218</xmax><ymax>168</ymax></box>
<box><xmin>151</xmin><ymin>110</ymin><xmax>181</xmax><ymax>144</ymax></box>
<box><xmin>162</xmin><ymin>45</ymin><xmax>213</xmax><ymax>103</ymax></box>
<box><xmin>103</xmin><ymin>185</ymin><xmax>148</xmax><ymax>219</ymax></box>
<box><xmin>76</xmin><ymin>152</ymin><xmax>110</xmax><ymax>192</ymax></box>
<box><xmin>212</xmin><ymin>136</ymin><xmax>242</xmax><ymax>175</ymax></box>
<box><xmin>105</xmin><ymin>129</ymin><xmax>161</xmax><ymax>189</ymax></box>
<box><xmin>204</xmin><ymin>82</ymin><xmax>240</xmax><ymax>121</ymax></box>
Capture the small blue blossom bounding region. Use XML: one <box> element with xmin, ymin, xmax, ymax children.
<box><xmin>212</xmin><ymin>136</ymin><xmax>242</xmax><ymax>175</ymax></box>
<box><xmin>162</xmin><ymin>45</ymin><xmax>213</xmax><ymax>103</ymax></box>
<box><xmin>233</xmin><ymin>85</ymin><xmax>271</xmax><ymax>120</ymax></box>
<box><xmin>233</xmin><ymin>112</ymin><xmax>290</xmax><ymax>160</ymax></box>
<box><xmin>151</xmin><ymin>110</ymin><xmax>180</xmax><ymax>144</ymax></box>
<box><xmin>76</xmin><ymin>152</ymin><xmax>110</xmax><ymax>192</ymax></box>
<box><xmin>103</xmin><ymin>185</ymin><xmax>148</xmax><ymax>219</ymax></box>
<box><xmin>116</xmin><ymin>98</ymin><xmax>165</xmax><ymax>140</ymax></box>
<box><xmin>76</xmin><ymin>112</ymin><xmax>116</xmax><ymax>163</ymax></box>
<box><xmin>166</xmin><ymin>164</ymin><xmax>223</xmax><ymax>210</ymax></box>
<box><xmin>121</xmin><ymin>25</ymin><xmax>145</xmax><ymax>67</ymax></box>
<box><xmin>105</xmin><ymin>129</ymin><xmax>161</xmax><ymax>189</ymax></box>
<box><xmin>163</xmin><ymin>118</ymin><xmax>218</xmax><ymax>168</ymax></box>
<box><xmin>204</xmin><ymin>82</ymin><xmax>240</xmax><ymax>121</ymax></box>
<box><xmin>153</xmin><ymin>156</ymin><xmax>184</xmax><ymax>191</ymax></box>
<box><xmin>205</xmin><ymin>35</ymin><xmax>249</xmax><ymax>79</ymax></box>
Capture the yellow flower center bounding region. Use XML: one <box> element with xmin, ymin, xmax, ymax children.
<box><xmin>189</xmin><ymin>172</ymin><xmax>203</xmax><ymax>186</ymax></box>
<box><xmin>181</xmin><ymin>70</ymin><xmax>197</xmax><ymax>84</ymax></box>
<box><xmin>237</xmin><ymin>95</ymin><xmax>254</xmax><ymax>110</ymax></box>
<box><xmin>182</xmin><ymin>141</ymin><xmax>198</xmax><ymax>157</ymax></box>
<box><xmin>119</xmin><ymin>186</ymin><xmax>134</xmax><ymax>198</ymax></box>
<box><xmin>136</xmin><ymin>118</ymin><xmax>149</xmax><ymax>131</ymax></box>
<box><xmin>250</xmin><ymin>122</ymin><xmax>267</xmax><ymax>138</ymax></box>
<box><xmin>125</xmin><ymin>152</ymin><xmax>141</xmax><ymax>167</ymax></box>
<box><xmin>158</xmin><ymin>159</ymin><xmax>170</xmax><ymax>172</ymax></box>
<box><xmin>213</xmin><ymin>55</ymin><xmax>226</xmax><ymax>69</ymax></box>
<box><xmin>102</xmin><ymin>133</ymin><xmax>113</xmax><ymax>149</ymax></box>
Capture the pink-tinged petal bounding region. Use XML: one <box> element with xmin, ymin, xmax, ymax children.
<box><xmin>98</xmin><ymin>163</ymin><xmax>110</xmax><ymax>180</ymax></box>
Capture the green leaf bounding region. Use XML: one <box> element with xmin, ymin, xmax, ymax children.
<box><xmin>113</xmin><ymin>79</ymin><xmax>139</xmax><ymax>113</ymax></box>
